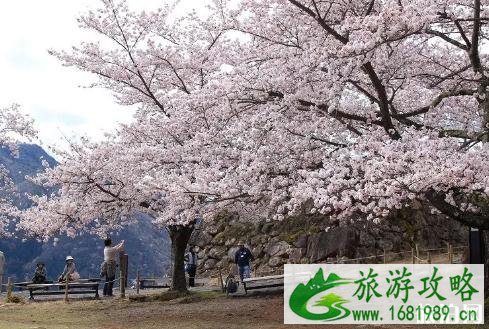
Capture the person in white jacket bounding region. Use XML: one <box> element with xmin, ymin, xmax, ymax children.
<box><xmin>101</xmin><ymin>238</ymin><xmax>124</xmax><ymax>297</ymax></box>
<box><xmin>0</xmin><ymin>251</ymin><xmax>5</xmax><ymax>293</ymax></box>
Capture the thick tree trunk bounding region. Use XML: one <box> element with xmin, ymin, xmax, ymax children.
<box><xmin>168</xmin><ymin>225</ymin><xmax>194</xmax><ymax>292</ymax></box>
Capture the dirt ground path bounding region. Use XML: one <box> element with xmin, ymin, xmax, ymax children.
<box><xmin>2</xmin><ymin>294</ymin><xmax>289</xmax><ymax>329</ymax></box>
<box><xmin>0</xmin><ymin>293</ymin><xmax>484</xmax><ymax>329</ymax></box>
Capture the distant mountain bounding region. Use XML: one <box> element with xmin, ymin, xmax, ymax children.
<box><xmin>0</xmin><ymin>144</ymin><xmax>170</xmax><ymax>281</ymax></box>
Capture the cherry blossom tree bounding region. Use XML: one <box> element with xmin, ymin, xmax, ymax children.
<box><xmin>21</xmin><ymin>0</ymin><xmax>233</xmax><ymax>291</ymax></box>
<box><xmin>0</xmin><ymin>104</ymin><xmax>36</xmax><ymax>235</ymax></box>
<box><xmin>19</xmin><ymin>0</ymin><xmax>489</xmax><ymax>292</ymax></box>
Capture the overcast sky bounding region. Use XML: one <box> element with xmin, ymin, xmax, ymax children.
<box><xmin>0</xmin><ymin>0</ymin><xmax>199</xmax><ymax>150</ymax></box>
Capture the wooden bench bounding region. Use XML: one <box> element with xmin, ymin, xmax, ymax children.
<box><xmin>15</xmin><ymin>278</ymin><xmax>98</xmax><ymax>290</ymax></box>
<box><xmin>72</xmin><ymin>278</ymin><xmax>101</xmax><ymax>284</ymax></box>
<box><xmin>14</xmin><ymin>280</ymin><xmax>53</xmax><ymax>291</ymax></box>
<box><xmin>139</xmin><ymin>278</ymin><xmax>170</xmax><ymax>290</ymax></box>
<box><xmin>26</xmin><ymin>280</ymin><xmax>101</xmax><ymax>300</ymax></box>
<box><xmin>14</xmin><ymin>281</ymin><xmax>53</xmax><ymax>290</ymax></box>
<box><xmin>242</xmin><ymin>274</ymin><xmax>284</xmax><ymax>294</ymax></box>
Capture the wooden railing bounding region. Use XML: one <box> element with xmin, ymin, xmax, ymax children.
<box><xmin>252</xmin><ymin>244</ymin><xmax>467</xmax><ymax>277</ymax></box>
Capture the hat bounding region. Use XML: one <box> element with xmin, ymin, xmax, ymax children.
<box><xmin>65</xmin><ymin>256</ymin><xmax>74</xmax><ymax>261</ymax></box>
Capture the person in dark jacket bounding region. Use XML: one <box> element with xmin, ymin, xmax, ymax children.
<box><xmin>234</xmin><ymin>241</ymin><xmax>254</xmax><ymax>282</ymax></box>
<box><xmin>32</xmin><ymin>262</ymin><xmax>47</xmax><ymax>284</ymax></box>
<box><xmin>184</xmin><ymin>246</ymin><xmax>198</xmax><ymax>287</ymax></box>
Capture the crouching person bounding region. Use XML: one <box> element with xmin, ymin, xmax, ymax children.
<box><xmin>58</xmin><ymin>256</ymin><xmax>80</xmax><ymax>282</ymax></box>
<box><xmin>32</xmin><ymin>262</ymin><xmax>47</xmax><ymax>284</ymax></box>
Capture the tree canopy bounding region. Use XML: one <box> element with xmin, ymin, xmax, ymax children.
<box><xmin>18</xmin><ymin>0</ymin><xmax>489</xmax><ymax>239</ymax></box>
<box><xmin>0</xmin><ymin>104</ymin><xmax>36</xmax><ymax>235</ymax></box>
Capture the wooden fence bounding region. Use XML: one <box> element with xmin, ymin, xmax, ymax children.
<box><xmin>253</xmin><ymin>243</ymin><xmax>467</xmax><ymax>277</ymax></box>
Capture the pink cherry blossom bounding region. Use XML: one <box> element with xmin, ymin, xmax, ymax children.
<box><xmin>14</xmin><ymin>0</ymin><xmax>489</xmax><ymax>290</ymax></box>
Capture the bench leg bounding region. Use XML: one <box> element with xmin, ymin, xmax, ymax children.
<box><xmin>29</xmin><ymin>289</ymin><xmax>34</xmax><ymax>300</ymax></box>
<box><xmin>95</xmin><ymin>288</ymin><xmax>99</xmax><ymax>299</ymax></box>
<box><xmin>243</xmin><ymin>283</ymin><xmax>247</xmax><ymax>295</ymax></box>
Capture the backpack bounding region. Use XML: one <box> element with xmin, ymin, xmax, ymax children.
<box><xmin>226</xmin><ymin>276</ymin><xmax>238</xmax><ymax>294</ymax></box>
<box><xmin>100</xmin><ymin>261</ymin><xmax>107</xmax><ymax>277</ymax></box>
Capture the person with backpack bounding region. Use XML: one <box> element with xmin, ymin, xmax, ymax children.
<box><xmin>184</xmin><ymin>246</ymin><xmax>197</xmax><ymax>287</ymax></box>
<box><xmin>234</xmin><ymin>241</ymin><xmax>254</xmax><ymax>282</ymax></box>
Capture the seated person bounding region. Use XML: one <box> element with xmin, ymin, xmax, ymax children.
<box><xmin>32</xmin><ymin>262</ymin><xmax>47</xmax><ymax>284</ymax></box>
<box><xmin>58</xmin><ymin>256</ymin><xmax>80</xmax><ymax>282</ymax></box>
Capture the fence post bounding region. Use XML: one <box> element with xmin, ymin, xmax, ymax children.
<box><xmin>64</xmin><ymin>278</ymin><xmax>69</xmax><ymax>303</ymax></box>
<box><xmin>119</xmin><ymin>252</ymin><xmax>128</xmax><ymax>298</ymax></box>
<box><xmin>120</xmin><ymin>272</ymin><xmax>126</xmax><ymax>298</ymax></box>
<box><xmin>119</xmin><ymin>253</ymin><xmax>128</xmax><ymax>288</ymax></box>
<box><xmin>415</xmin><ymin>244</ymin><xmax>419</xmax><ymax>259</ymax></box>
<box><xmin>124</xmin><ymin>253</ymin><xmax>129</xmax><ymax>288</ymax></box>
<box><xmin>136</xmin><ymin>270</ymin><xmax>140</xmax><ymax>295</ymax></box>
<box><xmin>123</xmin><ymin>254</ymin><xmax>129</xmax><ymax>288</ymax></box>
<box><xmin>383</xmin><ymin>249</ymin><xmax>386</xmax><ymax>264</ymax></box>
<box><xmin>218</xmin><ymin>267</ymin><xmax>224</xmax><ymax>293</ymax></box>
<box><xmin>449</xmin><ymin>244</ymin><xmax>453</xmax><ymax>264</ymax></box>
<box><xmin>411</xmin><ymin>248</ymin><xmax>415</xmax><ymax>264</ymax></box>
<box><xmin>120</xmin><ymin>262</ymin><xmax>126</xmax><ymax>298</ymax></box>
<box><xmin>6</xmin><ymin>277</ymin><xmax>13</xmax><ymax>302</ymax></box>
<box><xmin>427</xmin><ymin>252</ymin><xmax>431</xmax><ymax>264</ymax></box>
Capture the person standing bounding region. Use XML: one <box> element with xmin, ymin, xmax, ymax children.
<box><xmin>184</xmin><ymin>246</ymin><xmax>198</xmax><ymax>287</ymax></box>
<box><xmin>234</xmin><ymin>241</ymin><xmax>254</xmax><ymax>282</ymax></box>
<box><xmin>0</xmin><ymin>251</ymin><xmax>5</xmax><ymax>293</ymax></box>
<box><xmin>101</xmin><ymin>238</ymin><xmax>124</xmax><ymax>297</ymax></box>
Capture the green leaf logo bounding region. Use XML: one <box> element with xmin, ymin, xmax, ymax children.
<box><xmin>289</xmin><ymin>268</ymin><xmax>353</xmax><ymax>321</ymax></box>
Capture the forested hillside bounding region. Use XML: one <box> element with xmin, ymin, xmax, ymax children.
<box><xmin>0</xmin><ymin>144</ymin><xmax>170</xmax><ymax>280</ymax></box>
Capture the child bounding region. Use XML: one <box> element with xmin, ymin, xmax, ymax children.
<box><xmin>32</xmin><ymin>262</ymin><xmax>47</xmax><ymax>284</ymax></box>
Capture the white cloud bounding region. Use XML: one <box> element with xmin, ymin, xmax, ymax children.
<box><xmin>0</xmin><ymin>0</ymin><xmax>204</xmax><ymax>151</ymax></box>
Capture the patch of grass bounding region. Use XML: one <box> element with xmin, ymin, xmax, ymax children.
<box><xmin>153</xmin><ymin>290</ymin><xmax>189</xmax><ymax>302</ymax></box>
<box><xmin>129</xmin><ymin>290</ymin><xmax>188</xmax><ymax>302</ymax></box>
<box><xmin>192</xmin><ymin>290</ymin><xmax>225</xmax><ymax>299</ymax></box>
<box><xmin>176</xmin><ymin>295</ymin><xmax>202</xmax><ymax>304</ymax></box>
<box><xmin>278</xmin><ymin>231</ymin><xmax>303</xmax><ymax>244</ymax></box>
<box><xmin>129</xmin><ymin>290</ymin><xmax>224</xmax><ymax>304</ymax></box>
<box><xmin>5</xmin><ymin>295</ymin><xmax>25</xmax><ymax>304</ymax></box>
